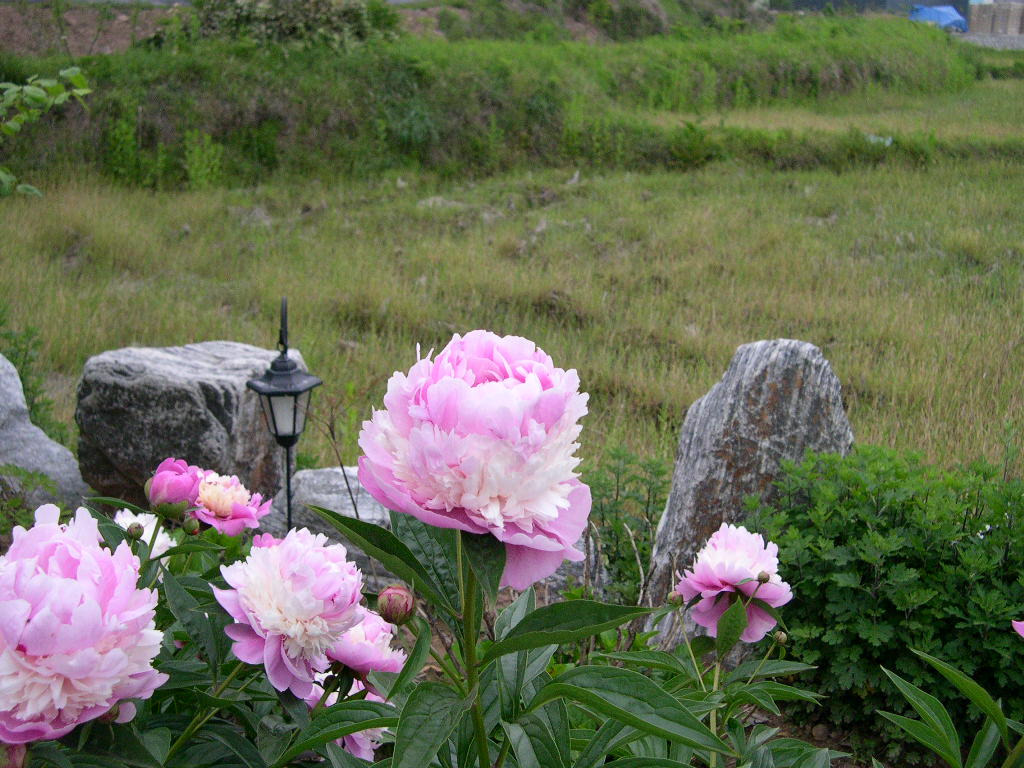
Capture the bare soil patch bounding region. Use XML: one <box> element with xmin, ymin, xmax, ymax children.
<box><xmin>0</xmin><ymin>2</ymin><xmax>181</xmax><ymax>58</ymax></box>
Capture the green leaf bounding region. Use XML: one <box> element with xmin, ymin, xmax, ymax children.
<box><xmin>602</xmin><ymin>760</ymin><xmax>693</xmax><ymax>767</ymax></box>
<box><xmin>375</xmin><ymin>617</ymin><xmax>431</xmax><ymax>700</ymax></box>
<box><xmin>257</xmin><ymin>715</ymin><xmax>297</xmax><ymax>765</ymax></box>
<box><xmin>161</xmin><ymin>571</ymin><xmax>220</xmax><ymax>668</ymax></box>
<box><xmin>715</xmin><ymin>599</ymin><xmax>748</xmax><ymax>658</ymax></box>
<box><xmin>495</xmin><ymin>587</ymin><xmax>535</xmax><ymax>640</ymax></box>
<box><xmin>311</xmin><ymin>506</ymin><xmax>457</xmax><ymax>616</ymax></box>
<box><xmin>30</xmin><ymin>742</ymin><xmax>74</xmax><ymax>768</ymax></box>
<box><xmin>880</xmin><ymin>668</ymin><xmax>961</xmax><ymax>768</ymax></box>
<box><xmin>389</xmin><ymin>512</ymin><xmax>461</xmax><ymax>613</ymax></box>
<box><xmin>593</xmin><ymin>650</ymin><xmax>689</xmax><ymax>675</ymax></box>
<box><xmin>15</xmin><ymin>183</ymin><xmax>41</xmax><ymax>197</ymax></box>
<box><xmin>157</xmin><ymin>541</ymin><xmax>223</xmax><ymax>559</ymax></box>
<box><xmin>877</xmin><ymin>711</ymin><xmax>960</xmax><ymax>768</ymax></box>
<box><xmin>324</xmin><ymin>742</ymin><xmax>373</xmax><ymax>767</ymax></box>
<box><xmin>504</xmin><ymin>712</ymin><xmax>567</xmax><ymax>768</ymax></box>
<box><xmin>482</xmin><ymin>601</ymin><xmax>651</xmax><ymax>664</ymax></box>
<box><xmin>725</xmin><ymin>660</ymin><xmax>816</xmax><ymax>684</ymax></box>
<box><xmin>912</xmin><ymin>649</ymin><xmax>1008</xmax><ymax>748</ymax></box>
<box><xmin>272</xmin><ymin>701</ymin><xmax>397</xmax><ymax>767</ymax></box>
<box><xmin>571</xmin><ymin>720</ymin><xmax>633</xmax><ymax>768</ymax></box>
<box><xmin>965</xmin><ymin>717</ymin><xmax>1000</xmax><ymax>768</ymax></box>
<box><xmin>391</xmin><ymin>683</ymin><xmax>473</xmax><ymax>768</ymax></box>
<box><xmin>526</xmin><ymin>666</ymin><xmax>730</xmax><ymax>754</ymax></box>
<box><xmin>200</xmin><ymin>723</ymin><xmax>269</xmax><ymax>768</ymax></box>
<box><xmin>461</xmin><ymin>531</ymin><xmax>505</xmax><ymax>608</ymax></box>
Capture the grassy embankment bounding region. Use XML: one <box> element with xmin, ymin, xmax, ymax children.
<box><xmin>1</xmin><ymin>17</ymin><xmax>1023</xmax><ymax>473</ymax></box>
<box><xmin>2</xmin><ymin>158</ymin><xmax>1022</xmax><ymax>471</ymax></box>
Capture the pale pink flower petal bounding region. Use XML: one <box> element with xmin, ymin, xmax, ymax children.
<box><xmin>0</xmin><ymin>506</ymin><xmax>167</xmax><ymax>744</ymax></box>
<box><xmin>675</xmin><ymin>523</ymin><xmax>792</xmax><ymax>644</ymax></box>
<box><xmin>192</xmin><ymin>472</ymin><xmax>271</xmax><ymax>536</ymax></box>
<box><xmin>113</xmin><ymin>510</ymin><xmax>173</xmax><ymax>559</ymax></box>
<box><xmin>357</xmin><ymin>330</ymin><xmax>591</xmax><ymax>589</ymax></box>
<box><xmin>214</xmin><ymin>528</ymin><xmax>365</xmax><ymax>698</ymax></box>
<box><xmin>1013</xmin><ymin>620</ymin><xmax>1024</xmax><ymax>639</ymax></box>
<box><xmin>328</xmin><ymin>611</ymin><xmax>406</xmax><ymax>676</ymax></box>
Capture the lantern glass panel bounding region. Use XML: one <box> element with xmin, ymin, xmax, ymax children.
<box><xmin>269</xmin><ymin>393</ymin><xmax>300</xmax><ymax>437</ymax></box>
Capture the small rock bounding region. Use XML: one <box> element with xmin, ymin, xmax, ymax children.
<box><xmin>396</xmin><ymin>177</ymin><xmax>407</xmax><ymax>189</ymax></box>
<box><xmin>417</xmin><ymin>196</ymin><xmax>465</xmax><ymax>210</ymax></box>
<box><xmin>810</xmin><ymin>723</ymin><xmax>830</xmax><ymax>742</ymax></box>
<box><xmin>565</xmin><ymin>169</ymin><xmax>580</xmax><ymax>186</ymax></box>
<box><xmin>0</xmin><ymin>353</ymin><xmax>91</xmax><ymax>510</ymax></box>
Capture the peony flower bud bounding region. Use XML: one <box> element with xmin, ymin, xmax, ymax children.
<box><xmin>377</xmin><ymin>585</ymin><xmax>415</xmax><ymax>626</ymax></box>
<box><xmin>126</xmin><ymin>522</ymin><xmax>145</xmax><ymax>540</ymax></box>
<box><xmin>182</xmin><ymin>517</ymin><xmax>201</xmax><ymax>536</ymax></box>
<box><xmin>774</xmin><ymin>630</ymin><xmax>788</xmax><ymax>646</ymax></box>
<box><xmin>148</xmin><ymin>458</ymin><xmax>201</xmax><ymax>507</ymax></box>
<box><xmin>757</xmin><ymin>571</ymin><xmax>771</xmax><ymax>584</ymax></box>
<box><xmin>0</xmin><ymin>743</ymin><xmax>26</xmax><ymax>768</ymax></box>
<box><xmin>666</xmin><ymin>591</ymin><xmax>685</xmax><ymax>607</ymax></box>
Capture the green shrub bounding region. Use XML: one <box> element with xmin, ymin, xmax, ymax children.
<box><xmin>582</xmin><ymin>446</ymin><xmax>670</xmax><ymax>604</ymax></box>
<box><xmin>194</xmin><ymin>0</ymin><xmax>394</xmax><ymax>44</ymax></box>
<box><xmin>749</xmin><ymin>446</ymin><xmax>1024</xmax><ymax>762</ymax></box>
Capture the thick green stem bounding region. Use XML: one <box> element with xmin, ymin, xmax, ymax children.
<box><xmin>461</xmin><ymin>537</ymin><xmax>491</xmax><ymax>768</ymax></box>
<box><xmin>709</xmin><ymin>663</ymin><xmax>721</xmax><ymax>768</ymax></box>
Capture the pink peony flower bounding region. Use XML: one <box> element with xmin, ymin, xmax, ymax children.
<box><xmin>1013</xmin><ymin>620</ymin><xmax>1024</xmax><ymax>639</ymax></box>
<box><xmin>213</xmin><ymin>528</ymin><xmax>365</xmax><ymax>699</ymax></box>
<box><xmin>303</xmin><ymin>680</ymin><xmax>387</xmax><ymax>761</ymax></box>
<box><xmin>328</xmin><ymin>611</ymin><xmax>406</xmax><ymax>677</ymax></box>
<box><xmin>148</xmin><ymin>458</ymin><xmax>201</xmax><ymax>506</ymax></box>
<box><xmin>0</xmin><ymin>506</ymin><xmax>167</xmax><ymax>744</ymax></box>
<box><xmin>675</xmin><ymin>523</ymin><xmax>793</xmax><ymax>644</ymax></box>
<box><xmin>114</xmin><ymin>510</ymin><xmax>173</xmax><ymax>559</ymax></box>
<box><xmin>192</xmin><ymin>472</ymin><xmax>271</xmax><ymax>536</ymax></box>
<box><xmin>358</xmin><ymin>330</ymin><xmax>592</xmax><ymax>590</ymax></box>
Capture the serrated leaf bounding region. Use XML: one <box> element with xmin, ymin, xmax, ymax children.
<box><xmin>482</xmin><ymin>601</ymin><xmax>650</xmax><ymax>665</ymax></box>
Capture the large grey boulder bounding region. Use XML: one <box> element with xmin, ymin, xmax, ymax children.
<box><xmin>0</xmin><ymin>353</ymin><xmax>91</xmax><ymax>510</ymax></box>
<box><xmin>75</xmin><ymin>342</ymin><xmax>303</xmax><ymax>505</ymax></box>
<box><xmin>645</xmin><ymin>339</ymin><xmax>854</xmax><ymax>646</ymax></box>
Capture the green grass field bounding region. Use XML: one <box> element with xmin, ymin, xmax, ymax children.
<box><xmin>3</xmin><ymin>151</ymin><xmax>1022</xmax><ymax>471</ymax></box>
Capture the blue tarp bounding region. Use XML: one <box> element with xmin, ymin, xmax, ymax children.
<box><xmin>909</xmin><ymin>4</ymin><xmax>968</xmax><ymax>32</ymax></box>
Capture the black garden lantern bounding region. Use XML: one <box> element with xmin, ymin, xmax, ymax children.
<box><xmin>247</xmin><ymin>297</ymin><xmax>322</xmax><ymax>529</ymax></box>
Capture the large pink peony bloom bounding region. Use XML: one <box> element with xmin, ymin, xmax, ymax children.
<box><xmin>192</xmin><ymin>471</ymin><xmax>271</xmax><ymax>536</ymax></box>
<box><xmin>148</xmin><ymin>458</ymin><xmax>201</xmax><ymax>506</ymax></box>
<box><xmin>358</xmin><ymin>330</ymin><xmax>592</xmax><ymax>590</ymax></box>
<box><xmin>328</xmin><ymin>611</ymin><xmax>406</xmax><ymax>677</ymax></box>
<box><xmin>675</xmin><ymin>523</ymin><xmax>793</xmax><ymax>644</ymax></box>
<box><xmin>0</xmin><ymin>506</ymin><xmax>167</xmax><ymax>744</ymax></box>
<box><xmin>303</xmin><ymin>680</ymin><xmax>387</xmax><ymax>761</ymax></box>
<box><xmin>213</xmin><ymin>528</ymin><xmax>365</xmax><ymax>699</ymax></box>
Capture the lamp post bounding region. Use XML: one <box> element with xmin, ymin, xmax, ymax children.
<box><xmin>247</xmin><ymin>297</ymin><xmax>322</xmax><ymax>530</ymax></box>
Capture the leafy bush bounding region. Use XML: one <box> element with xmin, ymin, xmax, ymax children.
<box><xmin>194</xmin><ymin>0</ymin><xmax>395</xmax><ymax>45</ymax></box>
<box><xmin>749</xmin><ymin>446</ymin><xmax>1024</xmax><ymax>762</ymax></box>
